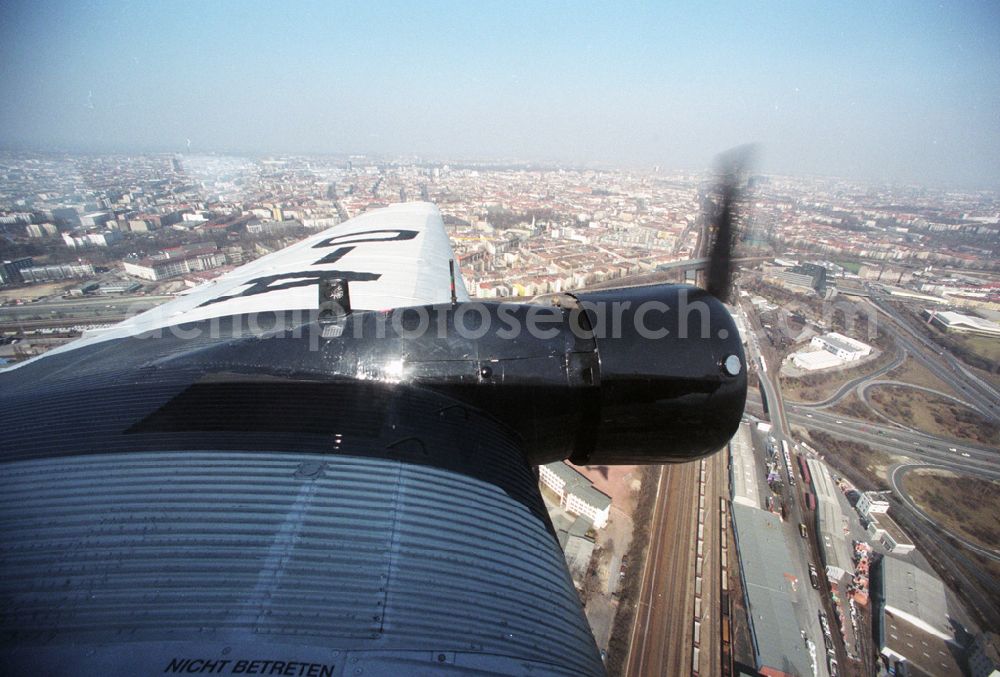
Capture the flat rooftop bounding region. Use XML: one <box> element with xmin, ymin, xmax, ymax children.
<box><xmin>807</xmin><ymin>458</ymin><xmax>839</xmax><ymax>503</ymax></box>
<box><xmin>882</xmin><ymin>613</ymin><xmax>964</xmax><ymax>677</ymax></box>
<box><xmin>792</xmin><ymin>349</ymin><xmax>844</xmax><ymax>370</ymax></box>
<box><xmin>732</xmin><ymin>504</ymin><xmax>812</xmax><ymax>677</ymax></box>
<box><xmin>935</xmin><ymin>310</ymin><xmax>1000</xmax><ymax>335</ymax></box>
<box><xmin>819</xmin><ymin>331</ymin><xmax>871</xmax><ymax>353</ymax></box>
<box><xmin>878</xmin><ymin>559</ymin><xmax>962</xmax><ymax>675</ymax></box>
<box><xmin>730</xmin><ymin>424</ymin><xmax>760</xmax><ymax>508</ymax></box>
<box><xmin>882</xmin><ymin>556</ymin><xmax>951</xmax><ymax>640</ymax></box>
<box><xmin>874</xmin><ymin>513</ymin><xmax>914</xmax><ymax>548</ymax></box>
<box><xmin>808</xmin><ymin>459</ymin><xmax>853</xmax><ymax>578</ymax></box>
<box><xmin>543</xmin><ymin>462</ymin><xmax>611</xmax><ymax>511</ymax></box>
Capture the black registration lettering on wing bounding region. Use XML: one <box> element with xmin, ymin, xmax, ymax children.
<box><xmin>197</xmin><ymin>270</ymin><xmax>380</xmax><ymax>307</ymax></box>
<box><xmin>311</xmin><ymin>228</ymin><xmax>418</xmax><ymax>250</ymax></box>
<box><xmin>311</xmin><ymin>229</ymin><xmax>419</xmax><ymax>265</ymax></box>
<box><xmin>313</xmin><ymin>247</ymin><xmax>354</xmax><ymax>265</ymax></box>
<box><xmin>196</xmin><ymin>229</ymin><xmax>420</xmax><ymax>308</ymax></box>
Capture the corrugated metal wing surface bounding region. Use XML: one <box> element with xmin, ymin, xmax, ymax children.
<box><xmin>1</xmin><ymin>452</ymin><xmax>603</xmax><ymax>675</ymax></box>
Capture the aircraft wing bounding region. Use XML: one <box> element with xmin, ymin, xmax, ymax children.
<box><xmin>1</xmin><ymin>200</ymin><xmax>748</xmax><ymax>676</ymax></box>
<box><xmin>0</xmin><ymin>204</ymin><xmax>605</xmax><ymax>676</ymax></box>
<box><xmin>14</xmin><ymin>202</ymin><xmax>470</xmax><ymax>364</ymax></box>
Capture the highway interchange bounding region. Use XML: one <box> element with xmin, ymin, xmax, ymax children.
<box><xmin>743</xmin><ymin>286</ymin><xmax>1000</xmax><ymax>640</ymax></box>
<box><xmin>865</xmin><ymin>294</ymin><xmax>999</xmax><ymax>423</ymax></box>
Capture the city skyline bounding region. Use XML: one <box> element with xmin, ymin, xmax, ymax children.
<box><xmin>1</xmin><ymin>1</ymin><xmax>999</xmax><ymax>190</ymax></box>
<box><xmin>0</xmin><ymin>148</ymin><xmax>997</xmax><ymax>676</ymax></box>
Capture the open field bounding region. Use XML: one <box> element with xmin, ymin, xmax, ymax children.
<box><xmin>828</xmin><ymin>392</ymin><xmax>882</xmax><ymax>424</ymax></box>
<box><xmin>869</xmin><ymin>384</ymin><xmax>999</xmax><ymax>446</ymax></box>
<box><xmin>0</xmin><ymin>281</ymin><xmax>76</xmax><ymax>302</ymax></box>
<box><xmin>902</xmin><ymin>468</ymin><xmax>1000</xmax><ymax>553</ymax></box>
<box><xmin>952</xmin><ymin>333</ymin><xmax>1000</xmax><ymax>365</ymax></box>
<box><xmin>887</xmin><ymin>356</ymin><xmax>960</xmax><ymax>397</ymax></box>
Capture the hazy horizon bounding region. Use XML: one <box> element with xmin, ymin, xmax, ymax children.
<box><xmin>2</xmin><ymin>1</ymin><xmax>999</xmax><ymax>190</ymax></box>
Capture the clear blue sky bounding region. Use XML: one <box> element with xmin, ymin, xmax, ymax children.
<box><xmin>1</xmin><ymin>1</ymin><xmax>999</xmax><ymax>188</ymax></box>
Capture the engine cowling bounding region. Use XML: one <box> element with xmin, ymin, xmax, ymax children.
<box><xmin>569</xmin><ymin>284</ymin><xmax>747</xmax><ymax>464</ymax></box>
<box><xmin>342</xmin><ymin>283</ymin><xmax>746</xmax><ymax>464</ymax></box>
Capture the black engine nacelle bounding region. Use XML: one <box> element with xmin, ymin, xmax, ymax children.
<box><xmin>569</xmin><ymin>284</ymin><xmax>747</xmax><ymax>464</ymax></box>
<box><xmin>340</xmin><ymin>283</ymin><xmax>746</xmax><ymax>465</ymax></box>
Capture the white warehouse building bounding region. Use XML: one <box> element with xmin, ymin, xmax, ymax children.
<box><xmin>539</xmin><ymin>462</ymin><xmax>612</xmax><ymax>528</ymax></box>
<box><xmin>810</xmin><ymin>332</ymin><xmax>872</xmax><ymax>361</ymax></box>
<box><xmin>791</xmin><ymin>350</ymin><xmax>846</xmax><ymax>371</ymax></box>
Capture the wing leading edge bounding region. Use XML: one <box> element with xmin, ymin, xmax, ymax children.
<box><xmin>12</xmin><ymin>202</ymin><xmax>470</xmax><ymax>367</ymax></box>
<box><xmin>0</xmin><ymin>203</ymin><xmax>606</xmax><ymax>676</ymax></box>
